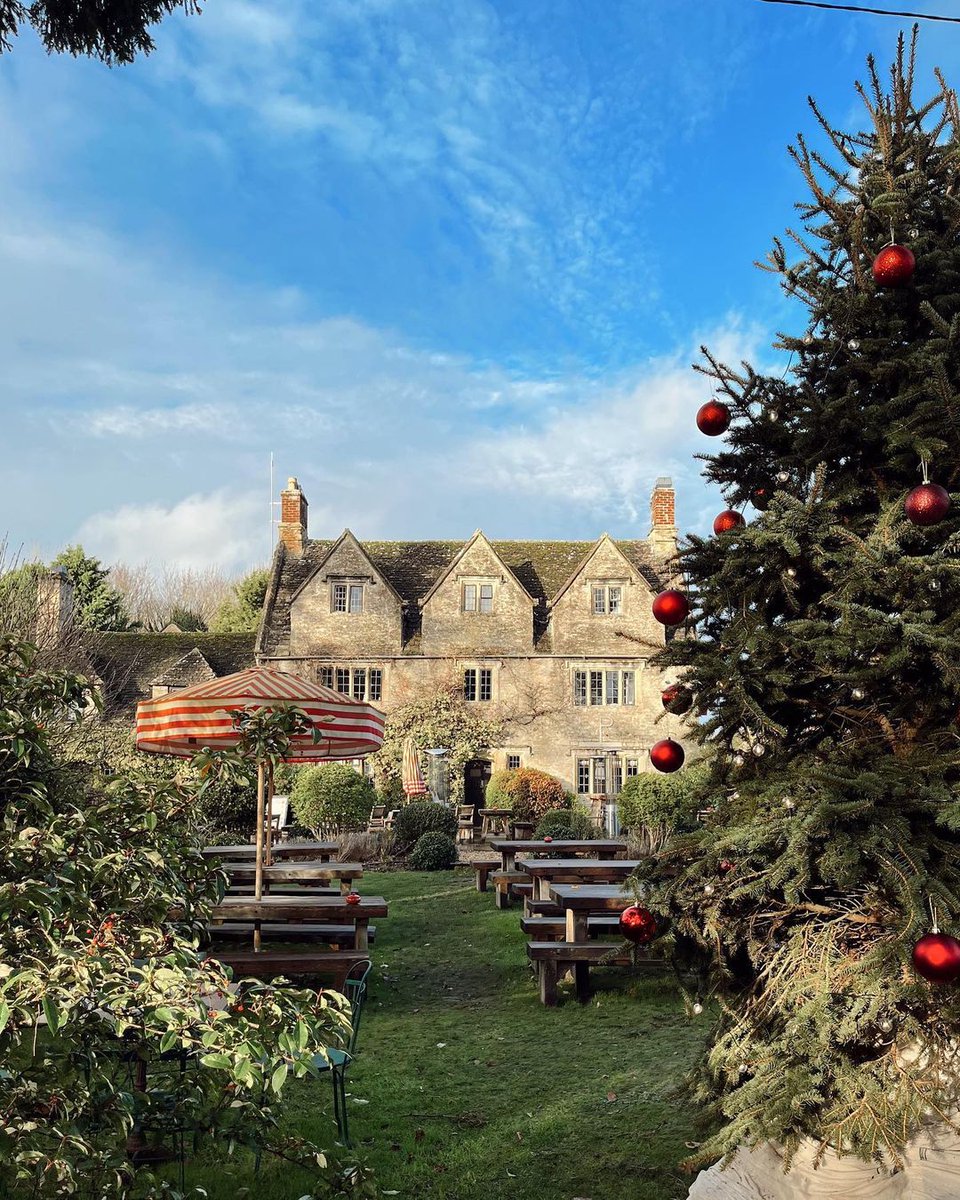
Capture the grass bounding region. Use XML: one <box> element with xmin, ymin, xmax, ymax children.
<box><xmin>182</xmin><ymin>870</ymin><xmax>708</xmax><ymax>1199</ymax></box>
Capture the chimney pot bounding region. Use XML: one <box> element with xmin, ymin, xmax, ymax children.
<box><xmin>648</xmin><ymin>477</ymin><xmax>677</xmax><ymax>559</ymax></box>
<box><xmin>279</xmin><ymin>476</ymin><xmax>309</xmax><ymax>555</ymax></box>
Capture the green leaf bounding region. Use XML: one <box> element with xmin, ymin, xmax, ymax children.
<box><xmin>41</xmin><ymin>997</ymin><xmax>59</xmax><ymax>1035</ymax></box>
<box><xmin>271</xmin><ymin>1062</ymin><xmax>288</xmax><ymax>1094</ymax></box>
<box><xmin>0</xmin><ymin>1002</ymin><xmax>10</xmax><ymax>1034</ymax></box>
<box><xmin>143</xmin><ymin>811</ymin><xmax>158</xmax><ymax>831</ymax></box>
<box><xmin>199</xmin><ymin>1052</ymin><xmax>233</xmax><ymax>1070</ymax></box>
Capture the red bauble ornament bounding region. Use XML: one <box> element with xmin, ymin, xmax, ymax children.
<box><xmin>542</xmin><ymin>836</ymin><xmax>553</xmax><ymax>843</ymax></box>
<box><xmin>650</xmin><ymin>738</ymin><xmax>684</xmax><ymax>773</ymax></box>
<box><xmin>872</xmin><ymin>244</ymin><xmax>915</xmax><ymax>288</ymax></box>
<box><xmin>697</xmin><ymin>400</ymin><xmax>731</xmax><ymax>436</ymax></box>
<box><xmin>718</xmin><ymin>859</ymin><xmax>736</xmax><ymax>874</ymax></box>
<box><xmin>750</xmin><ymin>486</ymin><xmax>770</xmax><ymax>512</ymax></box>
<box><xmin>345</xmin><ymin>892</ymin><xmax>362</xmax><ymax>906</ymax></box>
<box><xmin>661</xmin><ymin>683</ymin><xmax>693</xmax><ymax>714</ymax></box>
<box><xmin>912</xmin><ymin>932</ymin><xmax>960</xmax><ymax>984</ymax></box>
<box><xmin>904</xmin><ymin>483</ymin><xmax>951</xmax><ymax>527</ymax></box>
<box><xmin>619</xmin><ymin>904</ymin><xmax>657</xmax><ymax>944</ymax></box>
<box><xmin>713</xmin><ymin>510</ymin><xmax>745</xmax><ymax>535</ymax></box>
<box><xmin>652</xmin><ymin>589</ymin><xmax>690</xmax><ymax>626</ymax></box>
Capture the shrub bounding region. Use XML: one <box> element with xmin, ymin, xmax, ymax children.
<box><xmin>408</xmin><ymin>830</ymin><xmax>458</xmax><ymax>870</ymax></box>
<box><xmin>376</xmin><ymin>772</ymin><xmax>406</xmax><ymax>808</ymax></box>
<box><xmin>502</xmin><ymin>768</ymin><xmax>570</xmax><ymax>821</ymax></box>
<box><xmin>534</xmin><ymin>808</ymin><xmax>597</xmax><ymax>841</ymax></box>
<box><xmin>290</xmin><ymin>763</ymin><xmax>376</xmax><ymax>835</ymax></box>
<box><xmin>617</xmin><ymin>769</ymin><xmax>699</xmax><ymax>835</ymax></box>
<box><xmin>485</xmin><ymin>768</ymin><xmax>517</xmax><ymax>810</ymax></box>
<box><xmin>393</xmin><ymin>800</ymin><xmax>457</xmax><ymax>849</ymax></box>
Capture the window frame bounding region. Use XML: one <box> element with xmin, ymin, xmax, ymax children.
<box><xmin>590</xmin><ymin>582</ymin><xmax>626</xmax><ymax>616</ymax></box>
<box><xmin>572</xmin><ymin>667</ymin><xmax>637</xmax><ymax>707</ymax></box>
<box><xmin>506</xmin><ymin>753</ymin><xmax>521</xmax><ymax>770</ymax></box>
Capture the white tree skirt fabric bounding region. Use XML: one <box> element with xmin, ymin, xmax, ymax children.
<box><xmin>687</xmin><ymin>1121</ymin><xmax>960</xmax><ymax>1200</ymax></box>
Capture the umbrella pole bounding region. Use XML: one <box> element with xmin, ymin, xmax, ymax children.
<box><xmin>265</xmin><ymin>761</ymin><xmax>275</xmax><ymax>867</ymax></box>
<box><xmin>254</xmin><ymin>761</ymin><xmax>265</xmax><ymax>952</ymax></box>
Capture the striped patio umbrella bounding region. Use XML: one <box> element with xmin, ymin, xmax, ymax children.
<box><xmin>401</xmin><ymin>736</ymin><xmax>429</xmax><ymax>799</ymax></box>
<box><xmin>135</xmin><ymin>667</ymin><xmax>385</xmax><ymax>933</ymax></box>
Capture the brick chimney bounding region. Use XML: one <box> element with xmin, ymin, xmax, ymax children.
<box><xmin>35</xmin><ymin>566</ymin><xmax>74</xmax><ymax>645</ymax></box>
<box><xmin>278</xmin><ymin>477</ymin><xmax>308</xmax><ymax>556</ymax></box>
<box><xmin>647</xmin><ymin>476</ymin><xmax>678</xmax><ymax>560</ymax></box>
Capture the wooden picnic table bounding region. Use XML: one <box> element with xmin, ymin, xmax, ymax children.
<box><xmin>548</xmin><ymin>883</ymin><xmax>635</xmax><ymax>941</ymax></box>
<box><xmin>202</xmin><ymin>841</ymin><xmax>338</xmax><ymax>863</ymax></box>
<box><xmin>477</xmin><ymin>807</ymin><xmax>511</xmax><ymax>838</ymax></box>
<box><xmin>220</xmin><ymin>861</ymin><xmax>363</xmax><ymax>894</ymax></box>
<box><xmin>490</xmin><ymin>838</ymin><xmax>628</xmax><ymax>874</ymax></box>
<box><xmin>517</xmin><ymin>858</ymin><xmax>640</xmax><ymax>901</ymax></box>
<box><xmin>209</xmin><ymin>894</ymin><xmax>387</xmax><ymax>950</ymax></box>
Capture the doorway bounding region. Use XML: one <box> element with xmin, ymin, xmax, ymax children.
<box><xmin>463</xmin><ymin>758</ymin><xmax>492</xmax><ymax>812</ymax></box>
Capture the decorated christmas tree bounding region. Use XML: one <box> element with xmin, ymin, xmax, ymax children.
<box><xmin>646</xmin><ymin>31</ymin><xmax>960</xmax><ymax>1183</ymax></box>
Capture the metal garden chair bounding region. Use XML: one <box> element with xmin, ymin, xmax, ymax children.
<box><xmin>312</xmin><ymin>958</ymin><xmax>373</xmax><ymax>1146</ymax></box>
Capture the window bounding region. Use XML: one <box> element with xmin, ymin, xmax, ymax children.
<box><xmin>369</xmin><ymin>668</ymin><xmax>382</xmax><ymax>702</ymax></box>
<box><xmin>319</xmin><ymin>666</ymin><xmax>333</xmax><ymax>688</ymax></box>
<box><xmin>464</xmin><ymin>667</ymin><xmax>493</xmax><ymax>702</ymax></box>
<box><xmin>331</xmin><ymin>582</ymin><xmax>364</xmax><ymax>613</ymax></box>
<box><xmin>592</xmin><ymin>757</ymin><xmax>606</xmax><ymax>794</ymax></box>
<box><xmin>463</xmin><ymin>582</ymin><xmax>494</xmax><ymax>613</ymax></box>
<box><xmin>592</xmin><ymin>584</ymin><xmax>624</xmax><ymax>615</ymax></box>
<box><xmin>626</xmin><ymin>757</ymin><xmax>639</xmax><ymax>777</ymax></box>
<box><xmin>352</xmin><ymin>668</ymin><xmax>366</xmax><ymax>701</ymax></box>
<box><xmin>611</xmin><ymin>758</ymin><xmax>623</xmax><ymax>796</ymax></box>
<box><xmin>327</xmin><ymin>666</ymin><xmax>382</xmax><ymax>701</ymax></box>
<box><xmin>577</xmin><ymin>758</ymin><xmax>591</xmax><ymax>795</ymax></box>
<box><xmin>572</xmin><ymin>668</ymin><xmax>637</xmax><ymax>706</ymax></box>
<box><xmin>577</xmin><ymin>753</ymin><xmax>641</xmax><ymax>796</ymax></box>
<box><xmin>507</xmin><ymin>754</ymin><xmax>521</xmax><ymax>770</ymax></box>
<box><xmin>336</xmin><ymin>667</ymin><xmax>350</xmax><ymax>695</ymax></box>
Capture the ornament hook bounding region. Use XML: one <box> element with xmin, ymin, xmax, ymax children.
<box><xmin>929</xmin><ymin>895</ymin><xmax>939</xmax><ymax>935</ymax></box>
<box><xmin>920</xmin><ymin>456</ymin><xmax>930</xmax><ymax>485</ymax></box>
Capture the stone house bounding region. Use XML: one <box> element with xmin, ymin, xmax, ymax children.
<box><xmin>256</xmin><ymin>477</ymin><xmax>687</xmax><ymax>808</ymax></box>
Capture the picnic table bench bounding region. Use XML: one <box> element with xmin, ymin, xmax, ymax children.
<box><xmin>219</xmin><ymin>861</ymin><xmax>363</xmax><ymax>894</ymax></box>
<box><xmin>477</xmin><ymin>807</ymin><xmax>511</xmax><ymax>838</ymax></box>
<box><xmin>472</xmin><ymin>859</ymin><xmax>500</xmax><ymax>892</ymax></box>
<box><xmin>206</xmin><ymin>922</ymin><xmax>377</xmax><ymax>947</ymax></box>
<box><xmin>525</xmin><ymin>883</ymin><xmax>667</xmax><ymax>1005</ymax></box>
<box><xmin>490</xmin><ymin>839</ymin><xmax>628</xmax><ymax>874</ymax></box>
<box><xmin>202</xmin><ymin>841</ymin><xmax>338</xmax><ymax>863</ymax></box>
<box><xmin>209</xmin><ymin>894</ymin><xmax>387</xmax><ymax>951</ymax></box>
<box><xmin>490</xmin><ymin>869</ymin><xmax>533</xmax><ymax>909</ymax></box>
<box><xmin>516</xmin><ymin>858</ymin><xmax>640</xmax><ymax>901</ymax></box>
<box><xmin>209</xmin><ymin>947</ymin><xmax>371</xmax><ymax>989</ymax></box>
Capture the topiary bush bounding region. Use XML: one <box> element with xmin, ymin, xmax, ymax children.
<box><xmin>393</xmin><ymin>800</ymin><xmax>457</xmax><ymax>849</ymax></box>
<box><xmin>502</xmin><ymin>767</ymin><xmax>570</xmax><ymax>822</ymax></box>
<box><xmin>408</xmin><ymin>830</ymin><xmax>458</xmax><ymax>871</ymax></box>
<box><xmin>617</xmin><ymin>767</ymin><xmax>701</xmax><ymax>835</ymax></box>
<box><xmin>534</xmin><ymin>808</ymin><xmax>597</xmax><ymax>841</ymax></box>
<box><xmin>484</xmin><ymin>768</ymin><xmax>517</xmax><ymax>810</ymax></box>
<box><xmin>290</xmin><ymin>763</ymin><xmax>376</xmax><ymax>835</ymax></box>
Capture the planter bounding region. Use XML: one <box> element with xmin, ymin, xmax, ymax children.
<box><xmin>687</xmin><ymin>1119</ymin><xmax>960</xmax><ymax>1199</ymax></box>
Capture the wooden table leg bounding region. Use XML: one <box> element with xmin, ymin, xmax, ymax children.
<box><xmin>495</xmin><ymin>880</ymin><xmax>510</xmax><ymax>909</ymax></box>
<box><xmin>503</xmin><ymin>851</ymin><xmax>515</xmax><ymax>873</ymax></box>
<box><xmin>354</xmin><ymin>918</ymin><xmax>369</xmax><ymax>951</ymax></box>
<box><xmin>539</xmin><ymin>959</ymin><xmax>558</xmax><ymax>1006</ymax></box>
<box><xmin>574</xmin><ymin>961</ymin><xmax>590</xmax><ymax>1003</ymax></box>
<box><xmin>565</xmin><ymin>909</ymin><xmax>587</xmax><ymax>942</ymax></box>
<box><xmin>339</xmin><ymin>879</ymin><xmax>351</xmax><ymax>895</ymax></box>
<box><xmin>537</xmin><ymin>876</ymin><xmax>551</xmax><ymax>901</ymax></box>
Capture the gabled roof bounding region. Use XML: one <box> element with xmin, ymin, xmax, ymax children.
<box><xmin>288</xmin><ymin>529</ymin><xmax>404</xmax><ymax>607</ymax></box>
<box><xmin>550</xmin><ymin>533</ymin><xmax>655</xmax><ymax>608</ymax></box>
<box><xmin>149</xmin><ymin>647</ymin><xmax>217</xmax><ymax>688</ymax></box>
<box><xmin>259</xmin><ymin>533</ymin><xmax>668</xmax><ymax>656</ymax></box>
<box><xmin>420</xmin><ymin>530</ymin><xmax>535</xmax><ymax>606</ymax></box>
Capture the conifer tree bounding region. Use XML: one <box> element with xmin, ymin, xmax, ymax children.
<box><xmin>649</xmin><ymin>32</ymin><xmax>960</xmax><ymax>1169</ymax></box>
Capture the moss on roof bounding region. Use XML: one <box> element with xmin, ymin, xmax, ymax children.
<box><xmin>261</xmin><ymin>534</ymin><xmax>668</xmax><ymax>656</ymax></box>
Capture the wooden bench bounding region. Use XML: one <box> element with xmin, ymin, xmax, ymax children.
<box><xmin>520</xmin><ymin>915</ymin><xmax>621</xmax><ymax>941</ymax></box>
<box><xmin>209</xmin><ymin>948</ymin><xmax>370</xmax><ymax>990</ymax></box>
<box><xmin>527</xmin><ymin>940</ymin><xmax>660</xmax><ymax>1006</ymax></box>
<box><xmin>490</xmin><ymin>870</ymin><xmax>531</xmax><ymax>909</ymax></box>
<box><xmin>206</xmin><ymin>923</ymin><xmax>376</xmax><ymax>946</ymax></box>
<box><xmin>511</xmin><ymin>882</ymin><xmax>533</xmax><ymax>899</ymax></box>
<box><xmin>472</xmin><ymin>859</ymin><xmax>499</xmax><ymax>892</ymax></box>
<box><xmin>523</xmin><ymin>897</ymin><xmax>562</xmax><ymax>918</ymax></box>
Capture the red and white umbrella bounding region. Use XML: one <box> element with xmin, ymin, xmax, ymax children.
<box><xmin>135</xmin><ymin>666</ymin><xmax>385</xmax><ymax>937</ymax></box>
<box><xmin>401</xmin><ymin>736</ymin><xmax>429</xmax><ymax>799</ymax></box>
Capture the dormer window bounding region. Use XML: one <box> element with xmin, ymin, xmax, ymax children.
<box><xmin>463</xmin><ymin>582</ymin><xmax>494</xmax><ymax>613</ymax></box>
<box><xmin>331</xmin><ymin>582</ymin><xmax>364</xmax><ymax>614</ymax></box>
<box><xmin>592</xmin><ymin>584</ymin><xmax>622</xmax><ymax>615</ymax></box>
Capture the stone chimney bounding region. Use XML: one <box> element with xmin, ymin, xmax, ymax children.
<box><xmin>278</xmin><ymin>477</ymin><xmax>308</xmax><ymax>556</ymax></box>
<box><xmin>36</xmin><ymin>567</ymin><xmax>74</xmax><ymax>645</ymax></box>
<box><xmin>647</xmin><ymin>476</ymin><xmax>678</xmax><ymax>560</ymax></box>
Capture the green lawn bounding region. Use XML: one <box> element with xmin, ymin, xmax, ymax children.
<box><xmin>183</xmin><ymin>871</ymin><xmax>707</xmax><ymax>1199</ymax></box>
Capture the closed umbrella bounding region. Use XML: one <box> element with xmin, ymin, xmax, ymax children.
<box><xmin>401</xmin><ymin>736</ymin><xmax>429</xmax><ymax>799</ymax></box>
<box><xmin>135</xmin><ymin>667</ymin><xmax>385</xmax><ymax>942</ymax></box>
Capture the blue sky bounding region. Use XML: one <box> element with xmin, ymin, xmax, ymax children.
<box><xmin>0</xmin><ymin>0</ymin><xmax>956</xmax><ymax>573</ymax></box>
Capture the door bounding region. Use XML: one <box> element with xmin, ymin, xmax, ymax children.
<box><xmin>463</xmin><ymin>759</ymin><xmax>492</xmax><ymax>811</ymax></box>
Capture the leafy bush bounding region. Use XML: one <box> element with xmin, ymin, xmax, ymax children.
<box><xmin>485</xmin><ymin>768</ymin><xmax>517</xmax><ymax>809</ymax></box>
<box><xmin>534</xmin><ymin>808</ymin><xmax>597</xmax><ymax>841</ymax></box>
<box><xmin>376</xmin><ymin>772</ymin><xmax>406</xmax><ymax>808</ymax></box>
<box><xmin>408</xmin><ymin>830</ymin><xmax>458</xmax><ymax>870</ymax></box>
<box><xmin>393</xmin><ymin>800</ymin><xmax>458</xmax><ymax>849</ymax></box>
<box><xmin>502</xmin><ymin>768</ymin><xmax>570</xmax><ymax>821</ymax></box>
<box><xmin>617</xmin><ymin>768</ymin><xmax>701</xmax><ymax>835</ymax></box>
<box><xmin>290</xmin><ymin>763</ymin><xmax>376</xmax><ymax>835</ymax></box>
